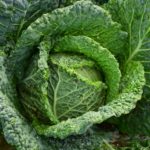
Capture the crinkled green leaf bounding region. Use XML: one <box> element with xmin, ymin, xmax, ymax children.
<box><xmin>116</xmin><ymin>98</ymin><xmax>150</xmax><ymax>136</ymax></box>
<box><xmin>105</xmin><ymin>0</ymin><xmax>150</xmax><ymax>135</ymax></box>
<box><xmin>23</xmin><ymin>0</ymin><xmax>59</xmax><ymax>30</ymax></box>
<box><xmin>46</xmin><ymin>129</ymin><xmax>117</xmax><ymax>150</ymax></box>
<box><xmin>0</xmin><ymin>124</ymin><xmax>118</xmax><ymax>150</ymax></box>
<box><xmin>0</xmin><ymin>0</ymin><xmax>28</xmax><ymax>46</ymax></box>
<box><xmin>19</xmin><ymin>43</ymin><xmax>58</xmax><ymax>124</ymax></box>
<box><xmin>0</xmin><ymin>54</ymin><xmax>47</xmax><ymax>150</ymax></box>
<box><xmin>105</xmin><ymin>0</ymin><xmax>150</xmax><ymax>97</ymax></box>
<box><xmin>54</xmin><ymin>35</ymin><xmax>121</xmax><ymax>102</ymax></box>
<box><xmin>1</xmin><ymin>1</ymin><xmax>146</xmax><ymax>149</ymax></box>
<box><xmin>0</xmin><ymin>0</ymin><xmax>59</xmax><ymax>47</ymax></box>
<box><xmin>0</xmin><ymin>92</ymin><xmax>42</xmax><ymax>150</ymax></box>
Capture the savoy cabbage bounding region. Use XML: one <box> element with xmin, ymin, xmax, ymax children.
<box><xmin>0</xmin><ymin>0</ymin><xmax>149</xmax><ymax>149</ymax></box>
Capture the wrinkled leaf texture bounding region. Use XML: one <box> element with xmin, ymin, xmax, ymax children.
<box><xmin>0</xmin><ymin>0</ymin><xmax>147</xmax><ymax>149</ymax></box>
<box><xmin>105</xmin><ymin>0</ymin><xmax>150</xmax><ymax>135</ymax></box>
<box><xmin>8</xmin><ymin>0</ymin><xmax>144</xmax><ymax>138</ymax></box>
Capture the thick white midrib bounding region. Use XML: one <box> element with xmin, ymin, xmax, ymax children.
<box><xmin>128</xmin><ymin>9</ymin><xmax>135</xmax><ymax>55</ymax></box>
<box><xmin>53</xmin><ymin>67</ymin><xmax>61</xmax><ymax>118</ymax></box>
<box><xmin>126</xmin><ymin>26</ymin><xmax>150</xmax><ymax>64</ymax></box>
<box><xmin>126</xmin><ymin>40</ymin><xmax>142</xmax><ymax>64</ymax></box>
<box><xmin>0</xmin><ymin>22</ymin><xmax>6</xmax><ymax>27</ymax></box>
<box><xmin>140</xmin><ymin>48</ymin><xmax>150</xmax><ymax>52</ymax></box>
<box><xmin>126</xmin><ymin>26</ymin><xmax>150</xmax><ymax>65</ymax></box>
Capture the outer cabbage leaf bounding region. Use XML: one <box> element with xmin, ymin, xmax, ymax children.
<box><xmin>0</xmin><ymin>121</ymin><xmax>118</xmax><ymax>150</ymax></box>
<box><xmin>105</xmin><ymin>0</ymin><xmax>150</xmax><ymax>97</ymax></box>
<box><xmin>19</xmin><ymin>43</ymin><xmax>58</xmax><ymax>124</ymax></box>
<box><xmin>0</xmin><ymin>0</ymin><xmax>28</xmax><ymax>46</ymax></box>
<box><xmin>46</xmin><ymin>129</ymin><xmax>117</xmax><ymax>150</ymax></box>
<box><xmin>0</xmin><ymin>0</ymin><xmax>59</xmax><ymax>47</ymax></box>
<box><xmin>0</xmin><ymin>92</ymin><xmax>43</xmax><ymax>150</ymax></box>
<box><xmin>0</xmin><ymin>53</ymin><xmax>48</xmax><ymax>150</ymax></box>
<box><xmin>105</xmin><ymin>0</ymin><xmax>150</xmax><ymax>135</ymax></box>
<box><xmin>116</xmin><ymin>98</ymin><xmax>150</xmax><ymax>136</ymax></box>
<box><xmin>0</xmin><ymin>0</ymin><xmax>108</xmax><ymax>48</ymax></box>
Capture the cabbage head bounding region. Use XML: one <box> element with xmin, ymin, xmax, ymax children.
<box><xmin>19</xmin><ymin>52</ymin><xmax>106</xmax><ymax>123</ymax></box>
<box><xmin>0</xmin><ymin>0</ymin><xmax>149</xmax><ymax>149</ymax></box>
